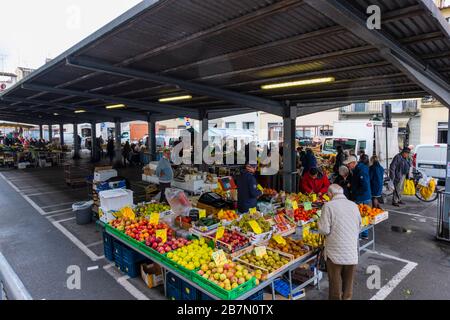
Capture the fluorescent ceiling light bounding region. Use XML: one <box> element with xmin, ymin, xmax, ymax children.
<box><xmin>74</xmin><ymin>109</ymin><xmax>86</xmax><ymax>114</ymax></box>
<box><xmin>158</xmin><ymin>95</ymin><xmax>192</xmax><ymax>103</ymax></box>
<box><xmin>53</xmin><ymin>113</ymin><xmax>59</xmax><ymax>116</ymax></box>
<box><xmin>261</xmin><ymin>77</ymin><xmax>335</xmax><ymax>90</ymax></box>
<box><xmin>106</xmin><ymin>104</ymin><xmax>126</xmax><ymax>109</ymax></box>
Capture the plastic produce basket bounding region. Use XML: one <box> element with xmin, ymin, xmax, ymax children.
<box><xmin>192</xmin><ymin>272</ymin><xmax>257</xmax><ymax>300</ymax></box>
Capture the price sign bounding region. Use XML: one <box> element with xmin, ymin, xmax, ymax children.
<box><xmin>212</xmin><ymin>250</ymin><xmax>228</xmax><ymax>267</ymax></box>
<box><xmin>156</xmin><ymin>229</ymin><xmax>167</xmax><ymax>244</ymax></box>
<box><xmin>257</xmin><ymin>184</ymin><xmax>264</xmax><ymax>192</ymax></box>
<box><xmin>249</xmin><ymin>207</ymin><xmax>257</xmax><ymax>214</ymax></box>
<box><xmin>362</xmin><ymin>216</ymin><xmax>369</xmax><ymax>227</ymax></box>
<box><xmin>216</xmin><ymin>226</ymin><xmax>225</xmax><ymax>240</ymax></box>
<box><xmin>273</xmin><ymin>234</ymin><xmax>286</xmax><ymax>245</ymax></box>
<box><xmin>292</xmin><ymin>201</ymin><xmax>298</xmax><ymax>210</ymax></box>
<box><xmin>304</xmin><ymin>202</ymin><xmax>312</xmax><ymax>211</ymax></box>
<box><xmin>199</xmin><ymin>209</ymin><xmax>206</xmax><ymax>219</ymax></box>
<box><xmin>248</xmin><ymin>220</ymin><xmax>262</xmax><ymax>234</ymax></box>
<box><xmin>150</xmin><ymin>212</ymin><xmax>159</xmax><ymax>225</ymax></box>
<box><xmin>254</xmin><ymin>246</ymin><xmax>267</xmax><ymax>257</ymax></box>
<box><xmin>302</xmin><ymin>225</ymin><xmax>310</xmax><ymax>238</ymax></box>
<box><xmin>311</xmin><ymin>194</ymin><xmax>317</xmax><ymax>202</ymax></box>
<box><xmin>322</xmin><ymin>194</ymin><xmax>330</xmax><ymax>201</ymax></box>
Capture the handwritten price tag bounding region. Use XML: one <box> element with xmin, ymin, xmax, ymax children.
<box><xmin>249</xmin><ymin>207</ymin><xmax>257</xmax><ymax>214</ymax></box>
<box><xmin>248</xmin><ymin>220</ymin><xmax>262</xmax><ymax>234</ymax></box>
<box><xmin>292</xmin><ymin>201</ymin><xmax>298</xmax><ymax>210</ymax></box>
<box><xmin>212</xmin><ymin>250</ymin><xmax>228</xmax><ymax>267</ymax></box>
<box><xmin>150</xmin><ymin>212</ymin><xmax>159</xmax><ymax>225</ymax></box>
<box><xmin>304</xmin><ymin>202</ymin><xmax>312</xmax><ymax>211</ymax></box>
<box><xmin>199</xmin><ymin>209</ymin><xmax>206</xmax><ymax>219</ymax></box>
<box><xmin>216</xmin><ymin>226</ymin><xmax>225</xmax><ymax>240</ymax></box>
<box><xmin>156</xmin><ymin>229</ymin><xmax>167</xmax><ymax>244</ymax></box>
<box><xmin>272</xmin><ymin>234</ymin><xmax>286</xmax><ymax>245</ymax></box>
<box><xmin>302</xmin><ymin>225</ymin><xmax>310</xmax><ymax>238</ymax></box>
<box><xmin>254</xmin><ymin>246</ymin><xmax>267</xmax><ymax>257</ymax></box>
<box><xmin>311</xmin><ymin>194</ymin><xmax>317</xmax><ymax>202</ymax></box>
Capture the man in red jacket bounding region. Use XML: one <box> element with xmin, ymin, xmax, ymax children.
<box><xmin>300</xmin><ymin>167</ymin><xmax>330</xmax><ymax>195</ymax></box>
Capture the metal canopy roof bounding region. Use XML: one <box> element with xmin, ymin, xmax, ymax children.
<box><xmin>1</xmin><ymin>0</ymin><xmax>449</xmax><ymax>125</ymax></box>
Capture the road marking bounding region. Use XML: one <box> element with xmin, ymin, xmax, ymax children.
<box><xmin>43</xmin><ymin>208</ymin><xmax>72</xmax><ymax>215</ymax></box>
<box><xmin>51</xmin><ymin>220</ymin><xmax>102</xmax><ymax>262</ymax></box>
<box><xmin>0</xmin><ymin>252</ymin><xmax>33</xmax><ymax>300</ymax></box>
<box><xmin>366</xmin><ymin>250</ymin><xmax>418</xmax><ymax>300</ymax></box>
<box><xmin>87</xmin><ymin>240</ymin><xmax>104</xmax><ymax>248</ymax></box>
<box><xmin>41</xmin><ymin>201</ymin><xmax>76</xmax><ymax>209</ymax></box>
<box><xmin>87</xmin><ymin>266</ymin><xmax>99</xmax><ymax>271</ymax></box>
<box><xmin>46</xmin><ymin>211</ymin><xmax>74</xmax><ymax>219</ymax></box>
<box><xmin>103</xmin><ymin>263</ymin><xmax>149</xmax><ymax>300</ymax></box>
<box><xmin>16</xmin><ymin>183</ymin><xmax>66</xmax><ymax>191</ymax></box>
<box><xmin>388</xmin><ymin>209</ymin><xmax>437</xmax><ymax>221</ymax></box>
<box><xmin>54</xmin><ymin>217</ymin><xmax>76</xmax><ymax>223</ymax></box>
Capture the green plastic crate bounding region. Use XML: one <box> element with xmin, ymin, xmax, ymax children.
<box><xmin>192</xmin><ymin>272</ymin><xmax>257</xmax><ymax>300</ymax></box>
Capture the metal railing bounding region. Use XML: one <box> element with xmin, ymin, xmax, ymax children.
<box><xmin>340</xmin><ymin>100</ymin><xmax>418</xmax><ymax>114</ymax></box>
<box><xmin>0</xmin><ymin>252</ymin><xmax>32</xmax><ymax>300</ymax></box>
<box><xmin>437</xmin><ymin>191</ymin><xmax>450</xmax><ymax>242</ymax></box>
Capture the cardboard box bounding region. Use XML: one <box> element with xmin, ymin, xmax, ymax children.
<box><xmin>141</xmin><ymin>262</ymin><xmax>163</xmax><ymax>289</ymax></box>
<box><xmin>95</xmin><ymin>166</ymin><xmax>113</xmax><ymax>172</ymax></box>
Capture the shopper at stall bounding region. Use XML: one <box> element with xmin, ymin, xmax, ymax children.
<box><xmin>237</xmin><ymin>164</ymin><xmax>262</xmax><ymax>214</ymax></box>
<box><xmin>122</xmin><ymin>141</ymin><xmax>132</xmax><ymax>167</ymax></box>
<box><xmin>106</xmin><ymin>138</ymin><xmax>115</xmax><ymax>164</ymax></box>
<box><xmin>318</xmin><ymin>184</ymin><xmax>362</xmax><ymax>300</ymax></box>
<box><xmin>351</xmin><ymin>154</ymin><xmax>371</xmax><ymax>205</ymax></box>
<box><xmin>156</xmin><ymin>148</ymin><xmax>173</xmax><ymax>203</ymax></box>
<box><xmin>335</xmin><ymin>165</ymin><xmax>351</xmax><ymax>199</ymax></box>
<box><xmin>389</xmin><ymin>147</ymin><xmax>411</xmax><ymax>206</ymax></box>
<box><xmin>302</xmin><ymin>148</ymin><xmax>317</xmax><ymax>176</ymax></box>
<box><xmin>369</xmin><ymin>155</ymin><xmax>384</xmax><ymax>209</ymax></box>
<box><xmin>333</xmin><ymin>146</ymin><xmax>345</xmax><ymax>174</ymax></box>
<box><xmin>300</xmin><ymin>167</ymin><xmax>330</xmax><ymax>196</ymax></box>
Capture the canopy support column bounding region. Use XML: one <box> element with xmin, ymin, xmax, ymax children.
<box><xmin>39</xmin><ymin>125</ymin><xmax>43</xmax><ymax>140</ymax></box>
<box><xmin>283</xmin><ymin>106</ymin><xmax>297</xmax><ymax>193</ymax></box>
<box><xmin>147</xmin><ymin>113</ymin><xmax>156</xmax><ymax>161</ymax></box>
<box><xmin>114</xmin><ymin>118</ymin><xmax>122</xmax><ymax>167</ymax></box>
<box><xmin>48</xmin><ymin>124</ymin><xmax>53</xmax><ymax>142</ymax></box>
<box><xmin>73</xmin><ymin>123</ymin><xmax>80</xmax><ymax>160</ymax></box>
<box><xmin>441</xmin><ymin>109</ymin><xmax>450</xmax><ymax>240</ymax></box>
<box><xmin>200</xmin><ymin>111</ymin><xmax>209</xmax><ymax>172</ymax></box>
<box><xmin>59</xmin><ymin>124</ymin><xmax>64</xmax><ymax>146</ymax></box>
<box><xmin>91</xmin><ymin>122</ymin><xmax>98</xmax><ymax>163</ymax></box>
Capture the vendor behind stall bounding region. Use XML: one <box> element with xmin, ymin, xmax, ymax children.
<box><xmin>300</xmin><ymin>167</ymin><xmax>330</xmax><ymax>196</ymax></box>
<box><xmin>156</xmin><ymin>148</ymin><xmax>173</xmax><ymax>203</ymax></box>
<box><xmin>237</xmin><ymin>164</ymin><xmax>262</xmax><ymax>214</ymax></box>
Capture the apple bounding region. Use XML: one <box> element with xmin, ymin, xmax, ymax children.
<box><xmin>238</xmin><ymin>277</ymin><xmax>245</xmax><ymax>285</ymax></box>
<box><xmin>219</xmin><ymin>274</ymin><xmax>227</xmax><ymax>281</ymax></box>
<box><xmin>198</xmin><ymin>270</ymin><xmax>204</xmax><ymax>276</ymax></box>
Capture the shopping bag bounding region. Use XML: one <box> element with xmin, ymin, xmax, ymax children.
<box><xmin>420</xmin><ymin>178</ymin><xmax>436</xmax><ymax>200</ymax></box>
<box><xmin>316</xmin><ymin>247</ymin><xmax>327</xmax><ymax>273</ymax></box>
<box><xmin>403</xmin><ymin>179</ymin><xmax>416</xmax><ymax>196</ymax></box>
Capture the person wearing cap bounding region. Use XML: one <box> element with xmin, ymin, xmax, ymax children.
<box><xmin>351</xmin><ymin>154</ymin><xmax>372</xmax><ymax>205</ymax></box>
<box><xmin>237</xmin><ymin>163</ymin><xmax>262</xmax><ymax>214</ymax></box>
<box><xmin>302</xmin><ymin>148</ymin><xmax>317</xmax><ymax>176</ymax></box>
<box><xmin>389</xmin><ymin>147</ymin><xmax>411</xmax><ymax>206</ymax></box>
<box><xmin>300</xmin><ymin>167</ymin><xmax>330</xmax><ymax>195</ymax></box>
<box><xmin>156</xmin><ymin>148</ymin><xmax>173</xmax><ymax>203</ymax></box>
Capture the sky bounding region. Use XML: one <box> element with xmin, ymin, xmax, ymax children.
<box><xmin>0</xmin><ymin>0</ymin><xmax>142</xmax><ymax>73</ymax></box>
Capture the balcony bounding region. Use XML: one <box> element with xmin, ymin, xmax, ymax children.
<box><xmin>340</xmin><ymin>100</ymin><xmax>419</xmax><ymax>115</ymax></box>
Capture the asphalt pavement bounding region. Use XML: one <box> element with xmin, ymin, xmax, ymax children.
<box><xmin>1</xmin><ymin>164</ymin><xmax>449</xmax><ymax>300</ymax></box>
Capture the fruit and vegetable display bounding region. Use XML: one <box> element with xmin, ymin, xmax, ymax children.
<box><xmin>302</xmin><ymin>232</ymin><xmax>323</xmax><ymax>248</ymax></box>
<box><xmin>272</xmin><ymin>213</ymin><xmax>296</xmax><ymax>234</ymax></box>
<box><xmin>268</xmin><ymin>237</ymin><xmax>309</xmax><ymax>258</ymax></box>
<box><xmin>167</xmin><ymin>238</ymin><xmax>213</xmax><ymax>270</ymax></box>
<box><xmin>292</xmin><ymin>207</ymin><xmax>319</xmax><ymax>223</ymax></box>
<box><xmin>135</xmin><ymin>202</ymin><xmax>170</xmax><ymax>217</ymax></box>
<box><xmin>174</xmin><ymin>215</ymin><xmax>192</xmax><ymax>230</ymax></box>
<box><xmin>109</xmin><ymin>217</ymin><xmax>190</xmax><ymax>254</ymax></box>
<box><xmin>217</xmin><ymin>210</ymin><xmax>238</xmax><ymax>221</ymax></box>
<box><xmin>231</xmin><ymin>212</ymin><xmax>272</xmax><ymax>234</ymax></box>
<box><xmin>358</xmin><ymin>204</ymin><xmax>384</xmax><ymax>217</ymax></box>
<box><xmin>237</xmin><ymin>248</ymin><xmax>291</xmax><ymax>278</ymax></box>
<box><xmin>215</xmin><ymin>229</ymin><xmax>250</xmax><ymax>253</ymax></box>
<box><xmin>196</xmin><ymin>260</ymin><xmax>259</xmax><ymax>290</ymax></box>
<box><xmin>193</xmin><ymin>216</ymin><xmax>220</xmax><ymax>231</ymax></box>
<box><xmin>262</xmin><ymin>188</ymin><xmax>278</xmax><ymax>197</ymax></box>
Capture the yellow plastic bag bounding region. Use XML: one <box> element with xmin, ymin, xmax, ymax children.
<box><xmin>403</xmin><ymin>179</ymin><xmax>416</xmax><ymax>196</ymax></box>
<box><xmin>420</xmin><ymin>178</ymin><xmax>436</xmax><ymax>200</ymax></box>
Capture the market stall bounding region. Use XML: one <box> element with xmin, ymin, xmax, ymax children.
<box><xmin>98</xmin><ymin>183</ymin><xmax>389</xmax><ymax>300</ymax></box>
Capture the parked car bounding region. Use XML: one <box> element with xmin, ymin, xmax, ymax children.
<box><xmin>413</xmin><ymin>144</ymin><xmax>446</xmax><ymax>183</ymax></box>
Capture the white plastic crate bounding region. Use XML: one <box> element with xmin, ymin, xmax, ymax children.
<box><xmin>99</xmin><ymin>189</ymin><xmax>133</xmax><ymax>212</ymax></box>
<box><xmin>98</xmin><ymin>207</ymin><xmax>120</xmax><ymax>224</ymax></box>
<box><xmin>94</xmin><ymin>169</ymin><xmax>118</xmax><ymax>182</ymax></box>
<box><xmin>371</xmin><ymin>211</ymin><xmax>389</xmax><ymax>225</ymax></box>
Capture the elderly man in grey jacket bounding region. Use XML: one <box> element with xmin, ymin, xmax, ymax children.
<box><xmin>389</xmin><ymin>147</ymin><xmax>411</xmax><ymax>206</ymax></box>
<box><xmin>318</xmin><ymin>184</ymin><xmax>362</xmax><ymax>300</ymax></box>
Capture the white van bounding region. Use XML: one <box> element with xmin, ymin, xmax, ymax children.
<box><xmin>413</xmin><ymin>144</ymin><xmax>446</xmax><ymax>181</ymax></box>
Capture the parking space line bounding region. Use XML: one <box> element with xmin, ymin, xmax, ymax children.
<box><xmin>366</xmin><ymin>250</ymin><xmax>418</xmax><ymax>300</ymax></box>
<box><xmin>102</xmin><ymin>263</ymin><xmax>149</xmax><ymax>300</ymax></box>
<box><xmin>87</xmin><ymin>240</ymin><xmax>104</xmax><ymax>248</ymax></box>
<box><xmin>43</xmin><ymin>208</ymin><xmax>72</xmax><ymax>215</ymax></box>
<box><xmin>54</xmin><ymin>217</ymin><xmax>76</xmax><ymax>223</ymax></box>
<box><xmin>41</xmin><ymin>201</ymin><xmax>76</xmax><ymax>209</ymax></box>
<box><xmin>388</xmin><ymin>209</ymin><xmax>437</xmax><ymax>222</ymax></box>
<box><xmin>46</xmin><ymin>211</ymin><xmax>74</xmax><ymax>219</ymax></box>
